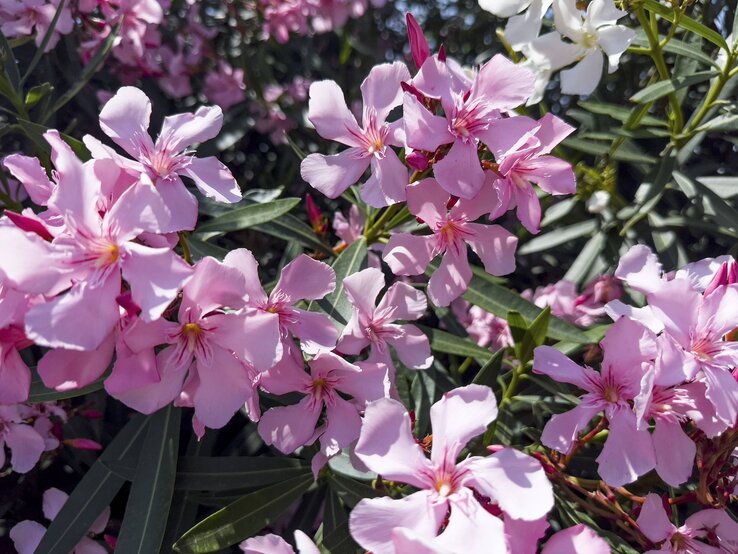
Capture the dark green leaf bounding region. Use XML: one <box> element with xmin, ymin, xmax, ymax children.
<box><xmin>0</xmin><ymin>28</ymin><xmax>20</xmax><ymax>90</ymax></box>
<box><xmin>252</xmin><ymin>213</ymin><xmax>333</xmax><ymax>255</ymax></box>
<box><xmin>196</xmin><ymin>198</ymin><xmax>301</xmax><ymax>233</ymax></box>
<box><xmin>174</xmin><ymin>474</ymin><xmax>314</xmax><ymax>553</ymax></box>
<box><xmin>456</xmin><ymin>268</ymin><xmax>589</xmax><ymax>343</ymax></box>
<box><xmin>117</xmin><ymin>406</ymin><xmax>181</xmax><ymax>554</ymax></box>
<box><xmin>175</xmin><ymin>456</ymin><xmax>311</xmax><ymax>491</ymax></box>
<box><xmin>577</xmin><ymin>100</ymin><xmax>667</xmax><ymax>127</ymax></box>
<box><xmin>563</xmin><ymin>231</ymin><xmax>607</xmax><ymax>286</ymax></box>
<box><xmin>327</xmin><ymin>473</ymin><xmax>378</xmax><ymax>508</ymax></box>
<box><xmin>419</xmin><ymin>325</ymin><xmax>491</xmax><ymax>362</ymax></box>
<box><xmin>632</xmin><ymin>32</ymin><xmax>720</xmax><ymax>68</ymax></box>
<box><xmin>472</xmin><ymin>348</ymin><xmax>505</xmax><ymax>387</ymax></box>
<box><xmin>310</xmin><ymin>238</ymin><xmax>367</xmax><ymax>328</ymax></box>
<box><xmin>630</xmin><ymin>71</ymin><xmax>717</xmax><ymax>103</ymax></box>
<box><xmin>37</xmin><ymin>416</ymin><xmax>148</xmax><ymax>553</ymax></box>
<box><xmin>642</xmin><ymin>0</ymin><xmax>729</xmax><ymax>51</ymax></box>
<box><xmin>697</xmin><ymin>112</ymin><xmax>738</xmax><ymax>132</ymax></box>
<box><xmin>15</xmin><ymin>118</ymin><xmax>90</xmax><ymax>160</ymax></box>
<box><xmin>518</xmin><ymin>220</ymin><xmax>598</xmax><ymax>255</ymax></box>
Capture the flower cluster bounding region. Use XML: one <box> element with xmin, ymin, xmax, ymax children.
<box><xmin>256</xmin><ymin>0</ymin><xmax>387</xmax><ymax>43</ymax></box>
<box><xmin>301</xmin><ymin>15</ymin><xmax>577</xmax><ymax>306</ymax></box>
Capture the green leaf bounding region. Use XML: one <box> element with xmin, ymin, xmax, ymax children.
<box><xmin>472</xmin><ymin>348</ymin><xmax>505</xmax><ymax>387</ymax></box>
<box><xmin>24</xmin><ymin>82</ymin><xmax>52</xmax><ymax>108</ymax></box>
<box><xmin>20</xmin><ymin>0</ymin><xmax>67</xmax><ymax>83</ymax></box>
<box><xmin>456</xmin><ymin>267</ymin><xmax>589</xmax><ymax>344</ymax></box>
<box><xmin>0</xmin><ymin>28</ymin><xmax>20</xmax><ymax>90</ymax></box>
<box><xmin>252</xmin><ymin>212</ymin><xmax>333</xmax><ymax>255</ymax></box>
<box><xmin>673</xmin><ymin>171</ymin><xmax>738</xmax><ymax>230</ymax></box>
<box><xmin>44</xmin><ymin>23</ymin><xmax>119</xmax><ymax>119</ymax></box>
<box><xmin>518</xmin><ymin>220</ymin><xmax>598</xmax><ymax>255</ymax></box>
<box><xmin>15</xmin><ymin>118</ymin><xmax>90</xmax><ymax>160</ymax></box>
<box><xmin>186</xmin><ymin>236</ymin><xmax>229</xmax><ymax>261</ymax></box>
<box><xmin>418</xmin><ymin>325</ymin><xmax>491</xmax><ymax>362</ymax></box>
<box><xmin>196</xmin><ymin>198</ymin><xmax>301</xmax><ymax>233</ymax></box>
<box><xmin>642</xmin><ymin>0</ymin><xmax>729</xmax><ymax>52</ymax></box>
<box><xmin>630</xmin><ymin>71</ymin><xmax>718</xmax><ymax>103</ymax></box>
<box><xmin>326</xmin><ymin>473</ymin><xmax>378</xmax><ymax>508</ymax></box>
<box><xmin>117</xmin><ymin>406</ymin><xmax>181</xmax><ymax>554</ymax></box>
<box><xmin>631</xmin><ymin>32</ymin><xmax>719</xmax><ymax>69</ymax></box>
<box><xmin>697</xmin><ymin>112</ymin><xmax>738</xmax><ymax>132</ymax></box>
<box><xmin>173</xmin><ymin>474</ymin><xmax>314</xmax><ymax>553</ymax></box>
<box><xmin>37</xmin><ymin>415</ymin><xmax>149</xmax><ymax>553</ymax></box>
<box><xmin>577</xmin><ymin>100</ymin><xmax>667</xmax><ymax>127</ymax></box>
<box><xmin>175</xmin><ymin>456</ymin><xmax>311</xmax><ymax>491</ymax></box>
<box><xmin>310</xmin><ymin>238</ymin><xmax>367</xmax><ymax>328</ymax></box>
<box><xmin>28</xmin><ymin>375</ymin><xmax>105</xmax><ymax>402</ymax></box>
<box><xmin>563</xmin><ymin>231</ymin><xmax>607</xmax><ymax>286</ymax></box>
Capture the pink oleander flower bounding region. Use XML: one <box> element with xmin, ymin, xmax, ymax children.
<box><xmin>22</xmin><ymin>401</ymin><xmax>67</xmax><ymax>452</ymax></box>
<box><xmin>10</xmin><ymin>487</ymin><xmax>110</xmax><ymax>554</ymax></box>
<box><xmin>240</xmin><ymin>531</ymin><xmax>319</xmax><ymax>554</ymax></box>
<box><xmin>333</xmin><ymin>205</ymin><xmax>364</xmax><ymax>245</ymax></box>
<box><xmin>107</xmin><ymin>255</ymin><xmax>279</xmax><ymax>431</ymax></box>
<box><xmin>637</xmin><ymin>493</ymin><xmax>738</xmax><ymax>553</ymax></box>
<box><xmin>0</xmin><ymin>404</ymin><xmax>46</xmax><ymax>473</ymax></box>
<box><xmin>258</xmin><ymin>346</ymin><xmax>390</xmax><ymax>474</ymax></box>
<box><xmin>383</xmin><ymin>178</ymin><xmax>518</xmax><ymax>307</ymax></box>
<box><xmin>224</xmin><ymin>249</ymin><xmax>338</xmax><ymax>357</ymax></box>
<box><xmin>534</xmin><ymin>317</ymin><xmax>669</xmax><ymax>487</ymax></box>
<box><xmin>541</xmin><ymin>524</ymin><xmax>611</xmax><ymax>554</ymax></box>
<box><xmin>451</xmin><ymin>300</ymin><xmax>514</xmax><ymax>351</ymax></box>
<box><xmin>0</xmin><ymin>0</ymin><xmax>74</xmax><ymax>51</ymax></box>
<box><xmin>485</xmin><ymin>113</ymin><xmax>576</xmax><ymax>234</ymax></box>
<box><xmin>102</xmin><ymin>0</ymin><xmax>164</xmax><ymax>66</ymax></box>
<box><xmin>0</xmin><ymin>131</ymin><xmax>192</xmax><ymax>353</ymax></box>
<box><xmin>300</xmin><ymin>62</ymin><xmax>411</xmax><ymax>207</ymax></box>
<box><xmin>608</xmin><ymin>245</ymin><xmax>738</xmax><ymax>429</ymax></box>
<box><xmin>348</xmin><ymin>384</ymin><xmax>553</xmax><ymax>554</ymax></box>
<box><xmin>84</xmin><ymin>86</ymin><xmax>242</xmax><ymax>232</ymax></box>
<box><xmin>204</xmin><ymin>61</ymin><xmax>247</xmax><ymax>111</ymax></box>
<box><xmin>403</xmin><ymin>54</ymin><xmax>535</xmax><ymax>199</ymax></box>
<box><xmin>0</xmin><ymin>324</ymin><xmax>34</xmax><ymax>404</ymax></box>
<box><xmin>337</xmin><ymin>267</ymin><xmax>432</xmax><ymax>370</ymax></box>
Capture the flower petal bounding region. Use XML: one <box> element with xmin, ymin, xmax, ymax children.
<box><xmin>360</xmin><ymin>62</ymin><xmax>411</xmax><ymax>124</ymax></box>
<box><xmin>98</xmin><ymin>86</ymin><xmax>152</xmax><ymax>156</ymax></box>
<box><xmin>307</xmin><ymin>80</ymin><xmax>362</xmax><ymax>146</ymax></box>
<box><xmin>464</xmin><ymin>223</ymin><xmax>518</xmax><ymax>276</ymax></box>
<box><xmin>300</xmin><ymin>150</ymin><xmax>369</xmax><ymax>199</ymax></box>
<box><xmin>433</xmin><ymin>140</ymin><xmax>485</xmax><ymax>199</ymax></box>
<box><xmin>274</xmin><ymin>255</ymin><xmax>336</xmax><ymax>302</ymax></box>
<box><xmin>182</xmin><ymin>156</ymin><xmax>241</xmax><ymax>203</ymax></box>
<box><xmin>258</xmin><ymin>396</ymin><xmax>321</xmax><ymax>454</ymax></box>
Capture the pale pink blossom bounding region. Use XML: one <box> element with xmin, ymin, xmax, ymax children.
<box><xmin>10</xmin><ymin>487</ymin><xmax>110</xmax><ymax>554</ymax></box>
<box><xmin>204</xmin><ymin>61</ymin><xmax>247</xmax><ymax>111</ymax></box>
<box><xmin>348</xmin><ymin>384</ymin><xmax>553</xmax><ymax>554</ymax></box>
<box><xmin>258</xmin><ymin>346</ymin><xmax>390</xmax><ymax>473</ymax></box>
<box><xmin>541</xmin><ymin>524</ymin><xmax>611</xmax><ymax>553</ymax></box>
<box><xmin>224</xmin><ymin>249</ymin><xmax>338</xmax><ymax>358</ymax></box>
<box><xmin>240</xmin><ymin>530</ymin><xmax>319</xmax><ymax>554</ymax></box>
<box><xmin>338</xmin><ymin>267</ymin><xmax>432</xmax><ymax>370</ymax></box>
<box><xmin>637</xmin><ymin>493</ymin><xmax>738</xmax><ymax>553</ymax></box>
<box><xmin>403</xmin><ymin>55</ymin><xmax>535</xmax><ymax>198</ymax></box>
<box><xmin>485</xmin><ymin>113</ymin><xmax>576</xmax><ymax>234</ymax></box>
<box><xmin>107</xmin><ymin>255</ymin><xmax>275</xmax><ymax>431</ymax></box>
<box><xmin>0</xmin><ymin>0</ymin><xmax>73</xmax><ymax>51</ymax></box>
<box><xmin>0</xmin><ymin>404</ymin><xmax>47</xmax><ymax>473</ymax></box>
<box><xmin>300</xmin><ymin>62</ymin><xmax>411</xmax><ymax>207</ymax></box>
<box><xmin>451</xmin><ymin>300</ymin><xmax>513</xmax><ymax>351</ymax></box>
<box><xmin>84</xmin><ymin>86</ymin><xmax>242</xmax><ymax>232</ymax></box>
<box><xmin>534</xmin><ymin>317</ymin><xmax>661</xmax><ymax>486</ymax></box>
<box><xmin>384</xmin><ymin>178</ymin><xmax>517</xmax><ymax>306</ymax></box>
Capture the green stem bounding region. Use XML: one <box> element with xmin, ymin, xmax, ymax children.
<box><xmin>178</xmin><ymin>232</ymin><xmax>193</xmax><ymax>265</ymax></box>
<box><xmin>635</xmin><ymin>6</ymin><xmax>685</xmax><ymax>133</ymax></box>
<box><xmin>364</xmin><ymin>204</ymin><xmax>401</xmax><ymax>243</ymax></box>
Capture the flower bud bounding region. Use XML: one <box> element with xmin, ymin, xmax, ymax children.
<box><xmin>406</xmin><ymin>13</ymin><xmax>430</xmax><ymax>70</ymax></box>
<box><xmin>406</xmin><ymin>151</ymin><xmax>429</xmax><ymax>171</ymax></box>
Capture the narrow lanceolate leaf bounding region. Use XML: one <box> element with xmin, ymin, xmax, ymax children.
<box><xmin>196</xmin><ymin>198</ymin><xmax>301</xmax><ymax>233</ymax></box>
<box><xmin>0</xmin><ymin>28</ymin><xmax>20</xmax><ymax>90</ymax></box>
<box><xmin>173</xmin><ymin>473</ymin><xmax>314</xmax><ymax>553</ymax></box>
<box><xmin>310</xmin><ymin>238</ymin><xmax>367</xmax><ymax>328</ymax></box>
<box><xmin>419</xmin><ymin>325</ymin><xmax>492</xmax><ymax>362</ymax></box>
<box><xmin>472</xmin><ymin>348</ymin><xmax>505</xmax><ymax>388</ymax></box>
<box><xmin>630</xmin><ymin>71</ymin><xmax>718</xmax><ymax>103</ymax></box>
<box><xmin>518</xmin><ymin>220</ymin><xmax>598</xmax><ymax>255</ymax></box>
<box><xmin>37</xmin><ymin>415</ymin><xmax>148</xmax><ymax>554</ymax></box>
<box><xmin>174</xmin><ymin>456</ymin><xmax>311</xmax><ymax>491</ymax></box>
<box><xmin>117</xmin><ymin>406</ymin><xmax>181</xmax><ymax>554</ymax></box>
<box><xmin>459</xmin><ymin>270</ymin><xmax>590</xmax><ymax>344</ymax></box>
<box><xmin>252</xmin><ymin>212</ymin><xmax>333</xmax><ymax>255</ymax></box>
<box><xmin>642</xmin><ymin>0</ymin><xmax>729</xmax><ymax>52</ymax></box>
